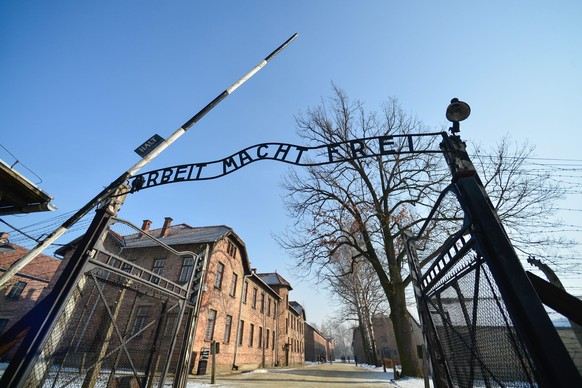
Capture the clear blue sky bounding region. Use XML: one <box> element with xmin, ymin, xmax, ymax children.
<box><xmin>2</xmin><ymin>1</ymin><xmax>581</xmax><ymax>325</ymax></box>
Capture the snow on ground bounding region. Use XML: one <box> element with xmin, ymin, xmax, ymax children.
<box><xmin>1</xmin><ymin>362</ymin><xmax>430</xmax><ymax>387</ymax></box>
<box><xmin>351</xmin><ymin>363</ymin><xmax>431</xmax><ymax>387</ymax></box>
<box><xmin>182</xmin><ymin>362</ymin><xmax>431</xmax><ymax>387</ymax></box>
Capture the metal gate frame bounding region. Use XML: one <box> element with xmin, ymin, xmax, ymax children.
<box><xmin>406</xmin><ymin>133</ymin><xmax>582</xmax><ymax>387</ymax></box>
<box><xmin>0</xmin><ymin>200</ymin><xmax>208</xmax><ymax>387</ymax></box>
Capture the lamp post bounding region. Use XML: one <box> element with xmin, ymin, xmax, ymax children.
<box><xmin>445</xmin><ymin>98</ymin><xmax>471</xmax><ymax>133</ymax></box>
<box><xmin>437</xmin><ymin>98</ymin><xmax>582</xmax><ymax>387</ymax></box>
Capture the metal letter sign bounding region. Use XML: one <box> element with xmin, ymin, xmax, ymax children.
<box><xmin>130</xmin><ymin>132</ymin><xmax>444</xmax><ymax>192</ymax></box>
<box><xmin>134</xmin><ymin>134</ymin><xmax>165</xmax><ymax>158</ymax></box>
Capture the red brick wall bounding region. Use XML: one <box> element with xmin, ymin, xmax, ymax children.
<box><xmin>0</xmin><ymin>245</ymin><xmax>60</xmax><ymax>360</ymax></box>
<box><xmin>305</xmin><ymin>323</ymin><xmax>334</xmax><ymax>362</ymax></box>
<box><xmin>191</xmin><ymin>238</ymin><xmax>283</xmax><ymax>373</ymax></box>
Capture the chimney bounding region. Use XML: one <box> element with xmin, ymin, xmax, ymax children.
<box><xmin>139</xmin><ymin>220</ymin><xmax>152</xmax><ymax>238</ymax></box>
<box><xmin>141</xmin><ymin>220</ymin><xmax>152</xmax><ymax>232</ymax></box>
<box><xmin>160</xmin><ymin>217</ymin><xmax>173</xmax><ymax>237</ymax></box>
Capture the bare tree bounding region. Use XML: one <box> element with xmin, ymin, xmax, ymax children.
<box><xmin>325</xmin><ymin>320</ymin><xmax>353</xmax><ymax>361</ymax></box>
<box><xmin>277</xmin><ymin>86</ymin><xmax>448</xmax><ymax>376</ymax></box>
<box><xmin>277</xmin><ymin>86</ymin><xmax>571</xmax><ymax>377</ymax></box>
<box><xmin>471</xmin><ymin>136</ymin><xmax>572</xmax><ymax>265</ymax></box>
<box><xmin>323</xmin><ymin>244</ymin><xmax>388</xmax><ymax>365</ymax></box>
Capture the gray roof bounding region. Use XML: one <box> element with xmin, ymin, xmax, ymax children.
<box><xmin>56</xmin><ymin>224</ymin><xmax>237</xmax><ymax>256</ymax></box>
<box><xmin>257</xmin><ymin>272</ymin><xmax>292</xmax><ymax>290</ymax></box>
<box><xmin>289</xmin><ymin>301</ymin><xmax>305</xmax><ymax>319</ymax></box>
<box><xmin>123</xmin><ymin>224</ymin><xmax>234</xmax><ymax>248</ymax></box>
<box><xmin>249</xmin><ymin>273</ymin><xmax>282</xmax><ymax>300</ymax></box>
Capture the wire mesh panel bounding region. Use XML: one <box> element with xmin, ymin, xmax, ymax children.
<box><xmin>408</xmin><ymin>188</ymin><xmax>538</xmax><ymax>387</ymax></box>
<box><xmin>20</xmin><ymin>218</ymin><xmax>198</xmax><ymax>387</ymax></box>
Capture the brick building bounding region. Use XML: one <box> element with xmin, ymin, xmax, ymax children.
<box><xmin>47</xmin><ymin>217</ymin><xmax>305</xmax><ymax>375</ymax></box>
<box><xmin>0</xmin><ymin>238</ymin><xmax>60</xmax><ymax>360</ymax></box>
<box><xmin>352</xmin><ymin>314</ymin><xmax>423</xmax><ymax>366</ymax></box>
<box><xmin>254</xmin><ymin>275</ymin><xmax>306</xmax><ymax>367</ymax></box>
<box><xmin>304</xmin><ymin>322</ymin><xmax>335</xmax><ymax>362</ymax></box>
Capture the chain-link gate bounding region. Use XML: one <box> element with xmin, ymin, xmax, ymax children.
<box><xmin>407</xmin><ymin>187</ymin><xmax>537</xmax><ymax>387</ymax></box>
<box><xmin>406</xmin><ymin>133</ymin><xmax>582</xmax><ymax>387</ymax></box>
<box><xmin>6</xmin><ymin>216</ymin><xmax>205</xmax><ymax>387</ymax></box>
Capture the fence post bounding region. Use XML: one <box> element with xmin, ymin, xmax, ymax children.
<box><xmin>211</xmin><ymin>340</ymin><xmax>217</xmax><ymax>384</ymax></box>
<box><xmin>406</xmin><ymin>235</ymin><xmax>453</xmax><ymax>388</ymax></box>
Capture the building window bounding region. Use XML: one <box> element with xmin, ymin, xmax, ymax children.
<box><xmin>214</xmin><ymin>262</ymin><xmax>225</xmax><ymax>289</ymax></box>
<box><xmin>258</xmin><ymin>326</ymin><xmax>263</xmax><ymax>348</ymax></box>
<box><xmin>152</xmin><ymin>259</ymin><xmax>166</xmax><ymax>284</ymax></box>
<box><xmin>6</xmin><ymin>281</ymin><xmax>27</xmax><ymax>300</ymax></box>
<box><xmin>266</xmin><ymin>328</ymin><xmax>270</xmax><ymax>349</ymax></box>
<box><xmin>272</xmin><ymin>331</ymin><xmax>275</xmax><ymax>350</ymax></box>
<box><xmin>251</xmin><ymin>288</ymin><xmax>257</xmax><ymax>309</ymax></box>
<box><xmin>131</xmin><ymin>306</ymin><xmax>150</xmax><ymax>336</ymax></box>
<box><xmin>205</xmin><ymin>309</ymin><xmax>217</xmax><ymax>341</ymax></box>
<box><xmin>260</xmin><ymin>292</ymin><xmax>265</xmax><ymax>314</ymax></box>
<box><xmin>230</xmin><ymin>273</ymin><xmax>238</xmax><ymax>297</ymax></box>
<box><xmin>267</xmin><ymin>299</ymin><xmax>271</xmax><ymax>316</ymax></box>
<box><xmin>227</xmin><ymin>240</ymin><xmax>237</xmax><ymax>257</ymax></box>
<box><xmin>224</xmin><ymin>315</ymin><xmax>233</xmax><ymax>343</ymax></box>
<box><xmin>242</xmin><ymin>281</ymin><xmax>248</xmax><ymax>304</ymax></box>
<box><xmin>179</xmin><ymin>257</ymin><xmax>194</xmax><ymax>283</ymax></box>
<box><xmin>286</xmin><ymin>317</ymin><xmax>288</xmax><ymax>334</ymax></box>
<box><xmin>238</xmin><ymin>320</ymin><xmax>245</xmax><ymax>345</ymax></box>
<box><xmin>249</xmin><ymin>323</ymin><xmax>255</xmax><ymax>347</ymax></box>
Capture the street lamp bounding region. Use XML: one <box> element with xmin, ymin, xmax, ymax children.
<box><xmin>446</xmin><ymin>98</ymin><xmax>471</xmax><ymax>133</ymax></box>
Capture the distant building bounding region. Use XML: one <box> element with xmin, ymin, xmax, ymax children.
<box><xmin>304</xmin><ymin>322</ymin><xmax>334</xmax><ymax>362</ymax></box>
<box><xmin>352</xmin><ymin>314</ymin><xmax>423</xmax><ymax>366</ymax></box>
<box><xmin>257</xmin><ymin>274</ymin><xmax>306</xmax><ymax>367</ymax></box>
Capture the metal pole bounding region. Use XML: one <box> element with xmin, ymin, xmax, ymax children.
<box><xmin>0</xmin><ymin>33</ymin><xmax>298</xmax><ymax>289</ymax></box>
<box><xmin>210</xmin><ymin>340</ymin><xmax>216</xmax><ymax>385</ymax></box>
<box><xmin>173</xmin><ymin>244</ymin><xmax>211</xmax><ymax>387</ymax></box>
<box><xmin>232</xmin><ymin>274</ymin><xmax>252</xmax><ymax>370</ymax></box>
<box><xmin>405</xmin><ymin>229</ymin><xmax>452</xmax><ymax>387</ymax></box>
